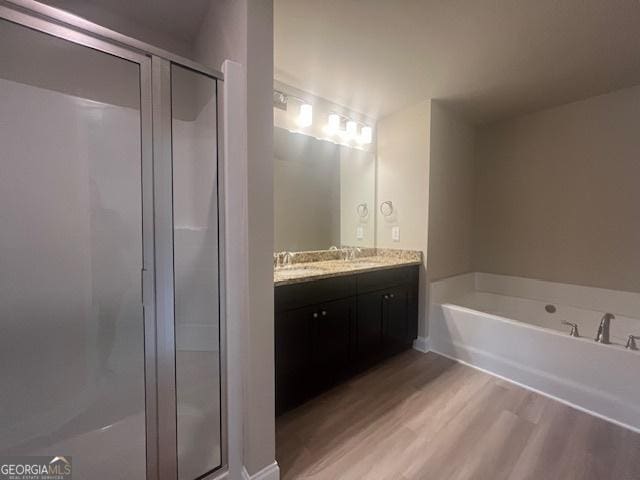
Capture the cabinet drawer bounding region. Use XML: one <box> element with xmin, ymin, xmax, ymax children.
<box><xmin>357</xmin><ymin>265</ymin><xmax>419</xmax><ymax>294</ymax></box>
<box><xmin>275</xmin><ymin>275</ymin><xmax>356</xmax><ymax>312</ymax></box>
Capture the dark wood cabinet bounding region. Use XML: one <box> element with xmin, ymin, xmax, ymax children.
<box><xmin>275</xmin><ymin>309</ymin><xmax>311</xmax><ymax>413</ymax></box>
<box><xmin>383</xmin><ymin>285</ymin><xmax>412</xmax><ymax>355</ymax></box>
<box><xmin>275</xmin><ymin>265</ymin><xmax>419</xmax><ymax>415</ymax></box>
<box><xmin>310</xmin><ymin>297</ymin><xmax>353</xmax><ymax>392</ymax></box>
<box><xmin>355</xmin><ymin>290</ymin><xmax>385</xmax><ymax>368</ymax></box>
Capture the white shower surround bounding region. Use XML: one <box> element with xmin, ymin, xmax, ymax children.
<box><xmin>429</xmin><ymin>272</ymin><xmax>640</xmax><ymax>432</ymax></box>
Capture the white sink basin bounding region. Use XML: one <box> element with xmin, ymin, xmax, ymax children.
<box><xmin>348</xmin><ymin>260</ymin><xmax>384</xmax><ymax>268</ymax></box>
<box><xmin>276</xmin><ymin>266</ymin><xmax>325</xmax><ymax>276</ymax></box>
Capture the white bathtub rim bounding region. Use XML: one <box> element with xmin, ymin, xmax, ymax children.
<box><xmin>439</xmin><ymin>302</ymin><xmax>640</xmax><ymax>356</ymax></box>
<box><xmin>430</xmin><ymin>344</ymin><xmax>640</xmax><ymax>435</ymax></box>
<box><xmin>474</xmin><ymin>272</ymin><xmax>640</xmax><ymax>320</ymax></box>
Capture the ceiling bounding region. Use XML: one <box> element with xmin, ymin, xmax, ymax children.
<box><xmin>275</xmin><ymin>0</ymin><xmax>640</xmax><ymax>124</ymax></box>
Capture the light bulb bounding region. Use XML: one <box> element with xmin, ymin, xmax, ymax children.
<box><xmin>298</xmin><ymin>104</ymin><xmax>313</xmax><ymax>127</ymax></box>
<box><xmin>346</xmin><ymin>120</ymin><xmax>358</xmax><ymax>137</ymax></box>
<box><xmin>327</xmin><ymin>113</ymin><xmax>340</xmax><ymax>133</ymax></box>
<box><xmin>360</xmin><ymin>126</ymin><xmax>372</xmax><ymax>144</ymax></box>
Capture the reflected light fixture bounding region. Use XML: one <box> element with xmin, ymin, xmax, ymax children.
<box><xmin>298</xmin><ymin>103</ymin><xmax>313</xmax><ymax>127</ymax></box>
<box><xmin>360</xmin><ymin>126</ymin><xmax>373</xmax><ymax>144</ymax></box>
<box><xmin>346</xmin><ymin>120</ymin><xmax>358</xmax><ymax>137</ymax></box>
<box><xmin>327</xmin><ymin>113</ymin><xmax>341</xmax><ymax>133</ymax></box>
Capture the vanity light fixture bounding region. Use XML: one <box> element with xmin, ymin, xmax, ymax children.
<box><xmin>346</xmin><ymin>120</ymin><xmax>358</xmax><ymax>138</ymax></box>
<box><xmin>327</xmin><ymin>113</ymin><xmax>341</xmax><ymax>133</ymax></box>
<box><xmin>360</xmin><ymin>126</ymin><xmax>372</xmax><ymax>144</ymax></box>
<box><xmin>298</xmin><ymin>103</ymin><xmax>313</xmax><ymax>127</ymax></box>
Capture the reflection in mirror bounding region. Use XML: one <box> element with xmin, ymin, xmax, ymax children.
<box><xmin>274</xmin><ymin>127</ymin><xmax>375</xmax><ymax>252</ymax></box>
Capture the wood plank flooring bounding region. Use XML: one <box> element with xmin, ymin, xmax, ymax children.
<box><xmin>276</xmin><ymin>350</ymin><xmax>640</xmax><ymax>480</ymax></box>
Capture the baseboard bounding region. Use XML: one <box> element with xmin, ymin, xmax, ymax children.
<box><xmin>430</xmin><ymin>345</ymin><xmax>640</xmax><ymax>435</ymax></box>
<box><xmin>241</xmin><ymin>462</ymin><xmax>280</xmax><ymax>480</ymax></box>
<box><xmin>412</xmin><ymin>335</ymin><xmax>430</xmax><ymax>353</ymax></box>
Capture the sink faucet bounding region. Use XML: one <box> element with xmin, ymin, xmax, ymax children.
<box><xmin>274</xmin><ymin>251</ymin><xmax>294</xmax><ymax>268</ymax></box>
<box><xmin>595</xmin><ymin>313</ymin><xmax>615</xmax><ymax>344</ymax></box>
<box><xmin>343</xmin><ymin>247</ymin><xmax>362</xmax><ymax>261</ymax></box>
<box><xmin>626</xmin><ymin>335</ymin><xmax>638</xmax><ymax>351</ymax></box>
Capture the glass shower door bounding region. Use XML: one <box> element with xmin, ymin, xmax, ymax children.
<box><xmin>171</xmin><ymin>64</ymin><xmax>222</xmax><ymax>480</ymax></box>
<box><xmin>0</xmin><ymin>18</ymin><xmax>150</xmax><ymax>479</ymax></box>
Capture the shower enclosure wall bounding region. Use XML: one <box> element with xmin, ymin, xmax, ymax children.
<box><xmin>0</xmin><ymin>3</ymin><xmax>226</xmax><ymax>479</ymax></box>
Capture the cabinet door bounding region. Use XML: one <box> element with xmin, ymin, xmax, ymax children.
<box><xmin>275</xmin><ymin>307</ymin><xmax>312</xmax><ymax>415</ymax></box>
<box><xmin>355</xmin><ymin>291</ymin><xmax>385</xmax><ymax>368</ymax></box>
<box><xmin>383</xmin><ymin>285</ymin><xmax>410</xmax><ymax>355</ymax></box>
<box><xmin>310</xmin><ymin>298</ymin><xmax>353</xmax><ymax>391</ymax></box>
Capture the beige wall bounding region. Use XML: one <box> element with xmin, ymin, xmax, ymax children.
<box><xmin>376</xmin><ymin>101</ymin><xmax>431</xmax><ymax>251</ymax></box>
<box><xmin>427</xmin><ymin>102</ymin><xmax>476</xmax><ymax>282</ymax></box>
<box><xmin>376</xmin><ymin>101</ymin><xmax>431</xmax><ymax>336</ymax></box>
<box><xmin>474</xmin><ymin>85</ymin><xmax>640</xmax><ymax>293</ymax></box>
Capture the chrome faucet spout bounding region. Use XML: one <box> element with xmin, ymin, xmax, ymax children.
<box><xmin>595</xmin><ymin>313</ymin><xmax>615</xmax><ymax>344</ymax></box>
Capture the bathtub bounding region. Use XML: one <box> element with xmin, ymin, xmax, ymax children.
<box><xmin>429</xmin><ymin>272</ymin><xmax>640</xmax><ymax>432</ymax></box>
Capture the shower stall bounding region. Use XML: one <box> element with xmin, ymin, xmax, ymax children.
<box><xmin>0</xmin><ymin>2</ymin><xmax>226</xmax><ymax>479</ymax></box>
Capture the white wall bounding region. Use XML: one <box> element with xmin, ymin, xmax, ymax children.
<box><xmin>427</xmin><ymin>102</ymin><xmax>476</xmax><ymax>281</ymax></box>
<box><xmin>475</xmin><ymin>85</ymin><xmax>640</xmax><ymax>293</ymax></box>
<box><xmin>376</xmin><ymin>100</ymin><xmax>430</xmax><ymax>336</ymax></box>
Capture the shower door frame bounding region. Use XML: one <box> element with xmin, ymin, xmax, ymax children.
<box><xmin>0</xmin><ymin>2</ymin><xmax>228</xmax><ymax>480</ymax></box>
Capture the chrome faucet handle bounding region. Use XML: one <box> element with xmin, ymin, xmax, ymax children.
<box><xmin>561</xmin><ymin>321</ymin><xmax>580</xmax><ymax>337</ymax></box>
<box><xmin>626</xmin><ymin>335</ymin><xmax>639</xmax><ymax>351</ymax></box>
<box><xmin>275</xmin><ymin>251</ymin><xmax>289</xmax><ymax>268</ymax></box>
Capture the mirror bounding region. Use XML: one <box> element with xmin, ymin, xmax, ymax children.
<box><xmin>274</xmin><ymin>126</ymin><xmax>375</xmax><ymax>252</ymax></box>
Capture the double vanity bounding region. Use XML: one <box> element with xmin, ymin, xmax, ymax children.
<box><xmin>274</xmin><ymin>250</ymin><xmax>421</xmax><ymax>414</ymax></box>
<box><xmin>273</xmin><ymin>123</ymin><xmax>421</xmax><ymax>414</ymax></box>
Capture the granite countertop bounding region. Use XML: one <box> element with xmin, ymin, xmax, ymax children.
<box><xmin>274</xmin><ymin>249</ymin><xmax>422</xmax><ymax>286</ymax></box>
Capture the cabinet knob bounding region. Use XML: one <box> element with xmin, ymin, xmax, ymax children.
<box><xmin>390</xmin><ymin>294</ymin><xmax>395</xmax><ymax>299</ymax></box>
<box><xmin>321</xmin><ymin>310</ymin><xmax>327</xmax><ymax>316</ymax></box>
<box><xmin>313</xmin><ymin>312</ymin><xmax>318</xmax><ymax>318</ymax></box>
<box><xmin>384</xmin><ymin>295</ymin><xmax>389</xmax><ymax>300</ymax></box>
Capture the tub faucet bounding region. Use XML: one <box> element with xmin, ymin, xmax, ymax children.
<box><xmin>561</xmin><ymin>321</ymin><xmax>580</xmax><ymax>337</ymax></box>
<box><xmin>594</xmin><ymin>313</ymin><xmax>615</xmax><ymax>344</ymax></box>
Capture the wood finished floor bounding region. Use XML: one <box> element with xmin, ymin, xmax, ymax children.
<box><xmin>276</xmin><ymin>350</ymin><xmax>640</xmax><ymax>480</ymax></box>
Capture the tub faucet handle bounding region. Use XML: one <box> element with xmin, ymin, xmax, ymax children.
<box><xmin>626</xmin><ymin>335</ymin><xmax>638</xmax><ymax>351</ymax></box>
<box><xmin>561</xmin><ymin>321</ymin><xmax>580</xmax><ymax>338</ymax></box>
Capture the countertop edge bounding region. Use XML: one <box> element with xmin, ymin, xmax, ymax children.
<box><xmin>274</xmin><ymin>260</ymin><xmax>422</xmax><ymax>287</ymax></box>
